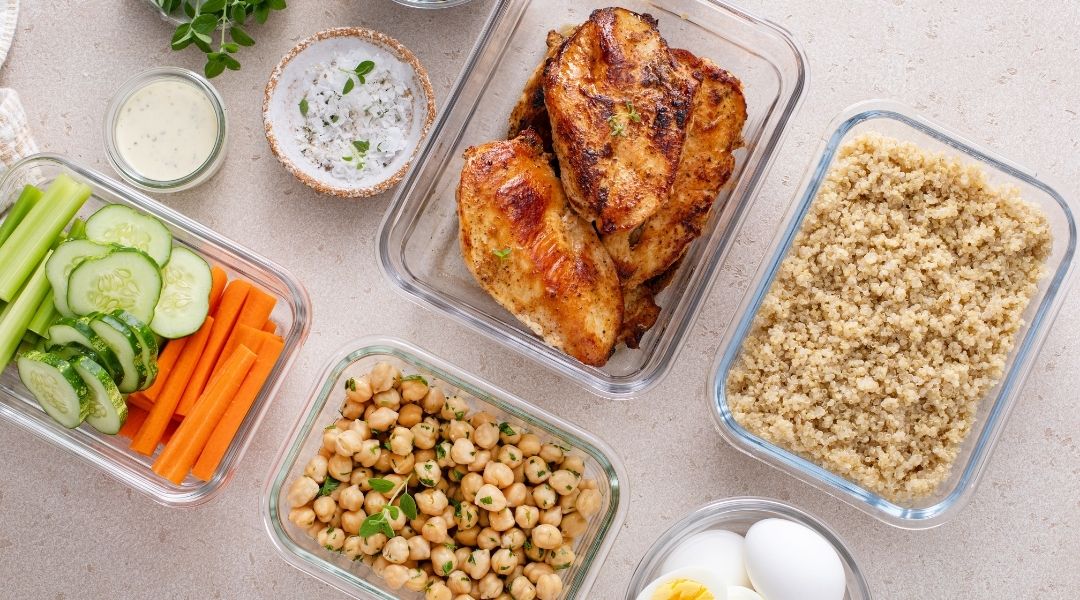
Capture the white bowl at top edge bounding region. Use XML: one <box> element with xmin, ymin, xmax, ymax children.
<box><xmin>263</xmin><ymin>27</ymin><xmax>436</xmax><ymax>199</ymax></box>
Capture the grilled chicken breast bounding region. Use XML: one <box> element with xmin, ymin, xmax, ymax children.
<box><xmin>543</xmin><ymin>7</ymin><xmax>696</xmax><ymax>234</ymax></box>
<box><xmin>603</xmin><ymin>49</ymin><xmax>747</xmax><ymax>288</ymax></box>
<box><xmin>457</xmin><ymin>130</ymin><xmax>623</xmax><ymax>366</ymax></box>
<box><xmin>507</xmin><ymin>29</ymin><xmax>567</xmax><ymax>149</ymax></box>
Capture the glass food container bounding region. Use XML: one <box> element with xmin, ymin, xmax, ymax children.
<box><xmin>378</xmin><ymin>0</ymin><xmax>808</xmax><ymax>399</ymax></box>
<box><xmin>389</xmin><ymin>0</ymin><xmax>476</xmax><ymax>8</ymax></box>
<box><xmin>625</xmin><ymin>497</ymin><xmax>872</xmax><ymax>600</ymax></box>
<box><xmin>0</xmin><ymin>154</ymin><xmax>311</xmax><ymax>507</ymax></box>
<box><xmin>710</xmin><ymin>100</ymin><xmax>1078</xmax><ymax>528</ymax></box>
<box><xmin>103</xmin><ymin>67</ymin><xmax>229</xmax><ymax>193</ymax></box>
<box><xmin>263</xmin><ymin>336</ymin><xmax>628</xmax><ymax>599</ymax></box>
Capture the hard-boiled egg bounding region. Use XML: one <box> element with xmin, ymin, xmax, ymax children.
<box><xmin>744</xmin><ymin>518</ymin><xmax>846</xmax><ymax>600</ymax></box>
<box><xmin>636</xmin><ymin>566</ymin><xmax>729</xmax><ymax>600</ymax></box>
<box><xmin>660</xmin><ymin>530</ymin><xmax>750</xmax><ymax>588</ymax></box>
<box><xmin>726</xmin><ymin>587</ymin><xmax>764</xmax><ymax>600</ymax></box>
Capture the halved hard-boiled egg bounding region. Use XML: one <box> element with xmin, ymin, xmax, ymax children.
<box><xmin>636</xmin><ymin>567</ymin><xmax>729</xmax><ymax>600</ymax></box>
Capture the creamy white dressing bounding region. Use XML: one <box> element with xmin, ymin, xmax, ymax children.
<box><xmin>114</xmin><ymin>79</ymin><xmax>218</xmax><ymax>182</ymax></box>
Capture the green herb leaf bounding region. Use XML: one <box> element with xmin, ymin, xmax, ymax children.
<box><xmin>342</xmin><ymin>156</ymin><xmax>353</xmax><ymax>162</ymax></box>
<box><xmin>299</xmin><ymin>96</ymin><xmax>309</xmax><ymax>117</ymax></box>
<box><xmin>343</xmin><ymin>77</ymin><xmax>355</xmax><ymax>95</ymax></box>
<box><xmin>607</xmin><ymin>114</ymin><xmax>626</xmax><ymax>137</ymax></box>
<box><xmin>399</xmin><ymin>374</ymin><xmax>427</xmax><ymax>385</ymax></box>
<box><xmin>493</xmin><ymin>247</ymin><xmax>512</xmax><ymax>259</ymax></box>
<box><xmin>626</xmin><ymin>101</ymin><xmax>641</xmax><ymax>123</ymax></box>
<box><xmin>380</xmin><ymin>519</ymin><xmax>395</xmax><ymax>539</ymax></box>
<box><xmin>368</xmin><ymin>478</ymin><xmax>395</xmax><ymax>494</ymax></box>
<box><xmin>479</xmin><ymin>496</ymin><xmax>492</xmax><ymax>505</ymax></box>
<box><xmin>204</xmin><ymin>57</ymin><xmax>226</xmax><ymax>79</ymax></box>
<box><xmin>190</xmin><ymin>13</ymin><xmax>219</xmax><ymax>34</ymax></box>
<box><xmin>355</xmin><ymin>60</ymin><xmax>375</xmax><ymax>76</ymax></box>
<box><xmin>498</xmin><ymin>422</ymin><xmax>516</xmax><ymax>436</ymax></box>
<box><xmin>230</xmin><ymin>26</ymin><xmax>255</xmax><ymax>47</ymax></box>
<box><xmin>400</xmin><ymin>493</ymin><xmax>418</xmax><ymax>520</ymax></box>
<box><xmin>359</xmin><ymin>512</ymin><xmax>386</xmax><ymax>539</ymax></box>
<box><xmin>353</xmin><ymin>140</ymin><xmax>370</xmax><ymax>154</ymax></box>
<box><xmin>435</xmin><ymin>444</ymin><xmax>447</xmax><ymax>460</ymax></box>
<box><xmin>323</xmin><ymin>423</ymin><xmax>336</xmax><ymax>431</ymax></box>
<box><xmin>345</xmin><ymin>378</ymin><xmax>357</xmax><ymax>391</ymax></box>
<box><xmin>199</xmin><ymin>0</ymin><xmax>227</xmax><ymax>12</ymax></box>
<box><xmin>442</xmin><ymin>560</ymin><xmax>454</xmax><ymax>575</ymax></box>
<box><xmin>318</xmin><ymin>477</ymin><xmax>340</xmax><ymax>497</ymax></box>
<box><xmin>386</xmin><ymin>505</ymin><xmax>400</xmax><ymax>520</ymax></box>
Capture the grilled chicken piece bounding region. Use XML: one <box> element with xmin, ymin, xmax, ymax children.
<box><xmin>457</xmin><ymin>130</ymin><xmax>622</xmax><ymax>366</ymax></box>
<box><xmin>543</xmin><ymin>7</ymin><xmax>696</xmax><ymax>234</ymax></box>
<box><xmin>507</xmin><ymin>29</ymin><xmax>567</xmax><ymax>149</ymax></box>
<box><xmin>618</xmin><ymin>259</ymin><xmax>681</xmax><ymax>348</ymax></box>
<box><xmin>603</xmin><ymin>49</ymin><xmax>747</xmax><ymax>288</ymax></box>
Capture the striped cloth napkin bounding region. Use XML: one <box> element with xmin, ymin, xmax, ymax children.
<box><xmin>0</xmin><ymin>88</ymin><xmax>38</xmax><ymax>212</ymax></box>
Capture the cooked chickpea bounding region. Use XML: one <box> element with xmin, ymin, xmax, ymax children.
<box><xmin>369</xmin><ymin>362</ymin><xmax>400</xmax><ymax>393</ymax></box>
<box><xmin>539</xmin><ymin>507</ymin><xmax>562</xmax><ymax>527</ymax></box>
<box><xmin>503</xmin><ymin>483</ymin><xmax>528</xmax><ymax>508</ymax></box>
<box><xmin>488</xmin><ymin>507</ymin><xmax>515</xmax><ymax>532</ymax></box>
<box><xmin>430</xmin><ymin>544</ymin><xmax>457</xmax><ymax>575</ymax></box>
<box><xmin>316</xmin><ymin>526</ymin><xmax>346</xmax><ymax>551</ymax></box>
<box><xmin>407</xmin><ymin>535</ymin><xmax>431</xmax><ymax>561</ymax></box>
<box><xmin>313</xmin><ymin>496</ymin><xmax>337</xmax><ymax>522</ymax></box>
<box><xmin>455</xmin><ymin>502</ymin><xmax>480</xmax><ymax>530</ymax></box>
<box><xmin>364</xmin><ymin>491</ymin><xmax>387</xmax><ymax>515</ymax></box>
<box><xmin>456</xmin><ymin>526</ymin><xmax>481</xmax><ymax>547</ymax></box>
<box><xmin>455</xmin><ymin>546</ymin><xmax>472</xmax><ymax>567</ymax></box>
<box><xmin>346</xmin><ymin>418</ymin><xmax>370</xmax><ymax>438</ymax></box>
<box><xmin>448</xmin><ymin>419</ymin><xmax>474</xmax><ymax>442</ymax></box>
<box><xmin>532</xmin><ymin>484</ymin><xmax>557</xmax><ymax>509</ymax></box>
<box><xmin>343</xmin><ymin>535</ymin><xmax>364</xmax><ymax>560</ymax></box>
<box><xmin>561</xmin><ymin>455</ymin><xmax>585</xmax><ymax>474</ymax></box>
<box><xmin>474</xmin><ymin>484</ymin><xmax>507</xmax><ymax>512</ymax></box>
<box><xmin>356</xmin><ymin>440</ymin><xmax>382</xmax><ymax>468</ymax></box>
<box><xmin>451</xmin><ymin>438</ymin><xmax>477</xmax><ymax>464</ymax></box>
<box><xmin>404</xmin><ymin>567</ymin><xmax>429</xmax><ymax>592</ymax></box>
<box><xmin>511</xmin><ymin>464</ymin><xmax>526</xmax><ymax>485</ymax></box>
<box><xmin>478</xmin><ymin>462</ymin><xmax>510</xmax><ymax>488</ymax></box>
<box><xmin>359</xmin><ymin>532</ymin><xmax>387</xmax><ymax>555</ymax></box>
<box><xmin>523</xmin><ymin>562</ymin><xmax>554</xmax><ymax>583</ymax></box>
<box><xmin>441</xmin><ymin>396</ymin><xmax>469</xmax><ymax>421</ymax></box>
<box><xmin>522</xmin><ymin>456</ymin><xmax>548</xmax><ymax>484</ymax></box>
<box><xmin>464</xmin><ymin>548</ymin><xmax>491</xmax><ymax>579</ymax></box>
<box><xmin>538</xmin><ymin>444</ymin><xmax>565</xmax><ymax>464</ymax></box>
<box><xmin>398</xmin><ymin>403</ymin><xmax>423</xmax><ymax>428</ymax></box>
<box><xmin>288</xmin><ymin>477</ymin><xmax>319</xmax><ymax>506</ymax></box>
<box><xmin>373</xmin><ymin>450</ymin><xmax>393</xmax><ymax>472</ymax></box>
<box><xmin>382</xmin><ymin>536</ymin><xmax>410</xmax><ymax>564</ymax></box>
<box><xmin>400</xmin><ymin>377</ymin><xmax>429</xmax><ymax>402</ymax></box>
<box><xmin>421</xmin><ymin>387</ymin><xmax>446</xmax><ymax>414</ymax></box>
<box><xmin>345</xmin><ymin>374</ymin><xmax>373</xmax><ymax>402</ymax></box>
<box><xmin>575</xmin><ymin>488</ymin><xmax>602</xmax><ymax>517</ymax></box>
<box><xmin>422</xmin><ymin>516</ymin><xmax>450</xmax><ymax>543</ymax></box>
<box><xmin>367</xmin><ymin>407</ymin><xmax>399</xmax><ymax>433</ymax></box>
<box><xmin>477</xmin><ymin>527</ymin><xmax>501</xmax><ymax>550</ymax></box>
<box><xmin>338</xmin><ymin>484</ymin><xmax>364</xmax><ymax>511</ymax></box>
<box><xmin>560</xmin><ymin>512</ymin><xmax>587</xmax><ymax>539</ymax></box>
<box><xmin>501</xmin><ymin>528</ymin><xmax>526</xmax><ymax>549</ymax></box>
<box><xmin>340</xmin><ymin>400</ymin><xmax>364</xmax><ymax>420</ymax></box>
<box><xmin>289</xmin><ymin>506</ymin><xmax>316</xmax><ymax>528</ymax></box>
<box><xmin>390</xmin><ymin>452</ymin><xmax>415</xmax><ymax>475</ymax></box>
<box><xmin>517</xmin><ymin>433</ymin><xmax>541</xmax><ymax>457</ymax></box>
<box><xmin>468</xmin><ymin>450</ymin><xmax>491</xmax><ymax>473</ymax></box>
<box><xmin>335</xmin><ymin>429</ymin><xmax>365</xmax><ymax>457</ymax></box>
<box><xmin>491</xmin><ymin>547</ymin><xmax>520</xmax><ymax>576</ymax></box>
<box><xmin>531</xmin><ymin>524</ymin><xmax>562</xmax><ymax>550</ymax></box>
<box><xmin>478</xmin><ymin>572</ymin><xmax>504</xmax><ymax>599</ymax></box>
<box><xmin>535</xmin><ymin>573</ymin><xmax>562</xmax><ymax>600</ymax></box>
<box><xmin>425</xmin><ymin>581</ymin><xmax>452</xmax><ymax>600</ymax></box>
<box><xmin>411</xmin><ymin>421</ymin><xmax>438</xmax><ymax>449</ymax></box>
<box><xmin>460</xmin><ymin>472</ymin><xmax>484</xmax><ymax>502</ymax></box>
<box><xmin>350</xmin><ymin>467</ymin><xmax>374</xmax><ymax>487</ymax></box>
<box><xmin>302</xmin><ymin>456</ymin><xmax>328</xmax><ymax>484</ymax></box>
<box><xmin>547</xmin><ymin>544</ymin><xmax>574</xmax><ymax>571</ymax></box>
<box><xmin>447</xmin><ymin>570</ymin><xmax>472</xmax><ymax>594</ymax></box>
<box><xmin>508</xmin><ymin>575</ymin><xmax>535</xmax><ymax>600</ymax></box>
<box><xmin>340</xmin><ymin>508</ymin><xmax>365</xmax><ymax>533</ymax></box>
<box><xmin>328</xmin><ymin>454</ymin><xmax>353</xmax><ymax>481</ymax></box>
<box><xmin>472</xmin><ymin>422</ymin><xmax>500</xmax><ymax>449</ymax></box>
<box><xmin>373</xmin><ymin>388</ymin><xmax>402</xmax><ymax>410</ymax></box>
<box><xmin>322</xmin><ymin>427</ymin><xmax>341</xmax><ymax>453</ymax></box>
<box><xmin>549</xmin><ymin>470</ymin><xmax>579</xmax><ymax>496</ymax></box>
<box><xmin>496</xmin><ymin>445</ymin><xmax>523</xmax><ymax>468</ymax></box>
<box><xmin>372</xmin><ymin>556</ymin><xmax>390</xmax><ymax>577</ymax></box>
<box><xmin>435</xmin><ymin>441</ymin><xmax>455</xmax><ymax>468</ymax></box>
<box><xmin>305</xmin><ymin>521</ymin><xmax>325</xmax><ymax>539</ymax></box>
<box><xmin>558</xmin><ymin>489</ymin><xmax>579</xmax><ymax>513</ymax></box>
<box><xmin>382</xmin><ymin>563</ymin><xmax>409</xmax><ymax>590</ymax></box>
<box><xmin>498</xmin><ymin>423</ymin><xmax>522</xmax><ymax>445</ymax></box>
<box><xmin>416</xmin><ymin>488</ymin><xmax>449</xmax><ymax>516</ymax></box>
<box><xmin>514</xmin><ymin>505</ymin><xmax>540</xmax><ymax>529</ymax></box>
<box><xmin>387</xmin><ymin>504</ymin><xmax>407</xmax><ymax>531</ymax></box>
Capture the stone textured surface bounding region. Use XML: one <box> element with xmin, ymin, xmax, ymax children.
<box><xmin>1</xmin><ymin>0</ymin><xmax>1079</xmax><ymax>598</ymax></box>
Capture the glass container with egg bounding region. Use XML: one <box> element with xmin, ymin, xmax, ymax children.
<box><xmin>103</xmin><ymin>67</ymin><xmax>228</xmax><ymax>193</ymax></box>
<box><xmin>626</xmin><ymin>498</ymin><xmax>872</xmax><ymax>600</ymax></box>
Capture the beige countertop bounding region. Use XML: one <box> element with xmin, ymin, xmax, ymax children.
<box><xmin>1</xmin><ymin>0</ymin><xmax>1078</xmax><ymax>598</ymax></box>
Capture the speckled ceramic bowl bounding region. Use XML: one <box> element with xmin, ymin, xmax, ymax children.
<box><xmin>263</xmin><ymin>28</ymin><xmax>436</xmax><ymax>198</ymax></box>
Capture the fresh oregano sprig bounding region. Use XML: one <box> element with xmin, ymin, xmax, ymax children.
<box><xmin>359</xmin><ymin>475</ymin><xmax>418</xmax><ymax>539</ymax></box>
<box><xmin>156</xmin><ymin>0</ymin><xmax>287</xmax><ymax>78</ymax></box>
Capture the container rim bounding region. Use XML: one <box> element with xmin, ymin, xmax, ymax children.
<box><xmin>376</xmin><ymin>0</ymin><xmax>810</xmax><ymax>399</ymax></box>
<box><xmin>261</xmin><ymin>335</ymin><xmax>630</xmax><ymax>599</ymax></box>
<box><xmin>623</xmin><ymin>496</ymin><xmax>872</xmax><ymax>599</ymax></box>
<box><xmin>707</xmin><ymin>99</ymin><xmax>1078</xmax><ymax>528</ymax></box>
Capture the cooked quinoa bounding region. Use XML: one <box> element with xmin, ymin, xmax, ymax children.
<box><xmin>727</xmin><ymin>133</ymin><xmax>1052</xmax><ymax>501</ymax></box>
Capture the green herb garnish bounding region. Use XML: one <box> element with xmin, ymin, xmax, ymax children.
<box><xmin>479</xmin><ymin>496</ymin><xmax>492</xmax><ymax>505</ymax></box>
<box><xmin>400</xmin><ymin>374</ymin><xmax>428</xmax><ymax>385</ymax></box>
<box><xmin>158</xmin><ymin>0</ymin><xmax>287</xmax><ymax>79</ymax></box>
<box><xmin>299</xmin><ymin>96</ymin><xmax>309</xmax><ymax>117</ymax></box>
<box><xmin>498</xmin><ymin>422</ymin><xmax>516</xmax><ymax>436</ymax></box>
<box><xmin>607</xmin><ymin>114</ymin><xmax>626</xmax><ymax>137</ymax></box>
<box><xmin>442</xmin><ymin>560</ymin><xmax>454</xmax><ymax>575</ymax></box>
<box><xmin>493</xmin><ymin>247</ymin><xmax>512</xmax><ymax>259</ymax></box>
<box><xmin>341</xmin><ymin>60</ymin><xmax>376</xmax><ymax>95</ymax></box>
<box><xmin>317</xmin><ymin>478</ymin><xmax>340</xmax><ymax>497</ymax></box>
<box><xmin>368</xmin><ymin>478</ymin><xmax>395</xmax><ymax>494</ymax></box>
<box><xmin>625</xmin><ymin>101</ymin><xmax>641</xmax><ymax>123</ymax></box>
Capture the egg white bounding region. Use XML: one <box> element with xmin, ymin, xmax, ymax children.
<box><xmin>660</xmin><ymin>529</ymin><xmax>751</xmax><ymax>588</ymax></box>
<box><xmin>636</xmin><ymin>566</ymin><xmax>729</xmax><ymax>600</ymax></box>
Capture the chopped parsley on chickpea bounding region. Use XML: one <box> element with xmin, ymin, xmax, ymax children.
<box><xmin>286</xmin><ymin>362</ymin><xmax>598</xmax><ymax>599</ymax></box>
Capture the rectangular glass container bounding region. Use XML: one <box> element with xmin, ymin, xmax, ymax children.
<box><xmin>262</xmin><ymin>336</ymin><xmax>628</xmax><ymax>599</ymax></box>
<box><xmin>378</xmin><ymin>0</ymin><xmax>808</xmax><ymax>398</ymax></box>
<box><xmin>709</xmin><ymin>101</ymin><xmax>1078</xmax><ymax>528</ymax></box>
<box><xmin>0</xmin><ymin>154</ymin><xmax>312</xmax><ymax>507</ymax></box>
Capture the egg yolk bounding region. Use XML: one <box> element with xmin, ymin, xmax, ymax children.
<box><xmin>650</xmin><ymin>579</ymin><xmax>716</xmax><ymax>600</ymax></box>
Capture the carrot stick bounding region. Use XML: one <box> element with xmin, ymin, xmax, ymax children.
<box><xmin>162</xmin><ymin>421</ymin><xmax>179</xmax><ymax>445</ymax></box>
<box><xmin>118</xmin><ymin>405</ymin><xmax>149</xmax><ymax>439</ymax></box>
<box><xmin>209</xmin><ymin>287</ymin><xmax>277</xmax><ymax>378</ymax></box>
<box><xmin>130</xmin><ymin>316</ymin><xmax>214</xmax><ymax>456</ymax></box>
<box><xmin>216</xmin><ymin>324</ymin><xmax>264</xmax><ymax>375</ymax></box>
<box><xmin>176</xmin><ymin>281</ymin><xmax>250</xmax><ymax>417</ymax></box>
<box><xmin>208</xmin><ymin>266</ymin><xmax>228</xmax><ymax>313</ymax></box>
<box><xmin>153</xmin><ymin>345</ymin><xmax>257</xmax><ymax>484</ymax></box>
<box><xmin>127</xmin><ymin>392</ymin><xmax>153</xmax><ymax>412</ymax></box>
<box><xmin>261</xmin><ymin>320</ymin><xmax>277</xmax><ymax>334</ymax></box>
<box><xmin>191</xmin><ymin>335</ymin><xmax>285</xmax><ymax>480</ymax></box>
<box><xmin>140</xmin><ymin>337</ymin><xmax>188</xmax><ymax>402</ymax></box>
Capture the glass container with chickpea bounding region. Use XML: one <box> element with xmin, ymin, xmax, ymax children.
<box><xmin>269</xmin><ymin>347</ymin><xmax>626</xmax><ymax>600</ymax></box>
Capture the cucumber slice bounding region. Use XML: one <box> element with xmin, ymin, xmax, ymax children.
<box><xmin>17</xmin><ymin>351</ymin><xmax>90</xmax><ymax>429</ymax></box>
<box><xmin>85</xmin><ymin>205</ymin><xmax>173</xmax><ymax>267</ymax></box>
<box><xmin>109</xmin><ymin>309</ymin><xmax>159</xmax><ymax>388</ymax></box>
<box><xmin>66</xmin><ymin>249</ymin><xmax>162</xmax><ymax>324</ymax></box>
<box><xmin>46</xmin><ymin>239</ymin><xmax>115</xmax><ymax>317</ymax></box>
<box><xmin>71</xmin><ymin>355</ymin><xmax>127</xmax><ymax>435</ymax></box>
<box><xmin>46</xmin><ymin>317</ymin><xmax>124</xmax><ymax>378</ymax></box>
<box><xmin>150</xmin><ymin>247</ymin><xmax>212</xmax><ymax>338</ymax></box>
<box><xmin>87</xmin><ymin>313</ymin><xmax>148</xmax><ymax>393</ymax></box>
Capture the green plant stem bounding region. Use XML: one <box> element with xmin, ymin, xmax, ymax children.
<box><xmin>0</xmin><ymin>185</ymin><xmax>43</xmax><ymax>247</ymax></box>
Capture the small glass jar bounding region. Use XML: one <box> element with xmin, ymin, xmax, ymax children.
<box><xmin>103</xmin><ymin>67</ymin><xmax>228</xmax><ymax>193</ymax></box>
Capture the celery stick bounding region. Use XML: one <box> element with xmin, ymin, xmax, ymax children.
<box><xmin>0</xmin><ymin>252</ymin><xmax>53</xmax><ymax>368</ymax></box>
<box><xmin>0</xmin><ymin>185</ymin><xmax>43</xmax><ymax>247</ymax></box>
<box><xmin>26</xmin><ymin>291</ymin><xmax>58</xmax><ymax>337</ymax></box>
<box><xmin>0</xmin><ymin>174</ymin><xmax>91</xmax><ymax>302</ymax></box>
<box><xmin>68</xmin><ymin>217</ymin><xmax>87</xmax><ymax>240</ymax></box>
